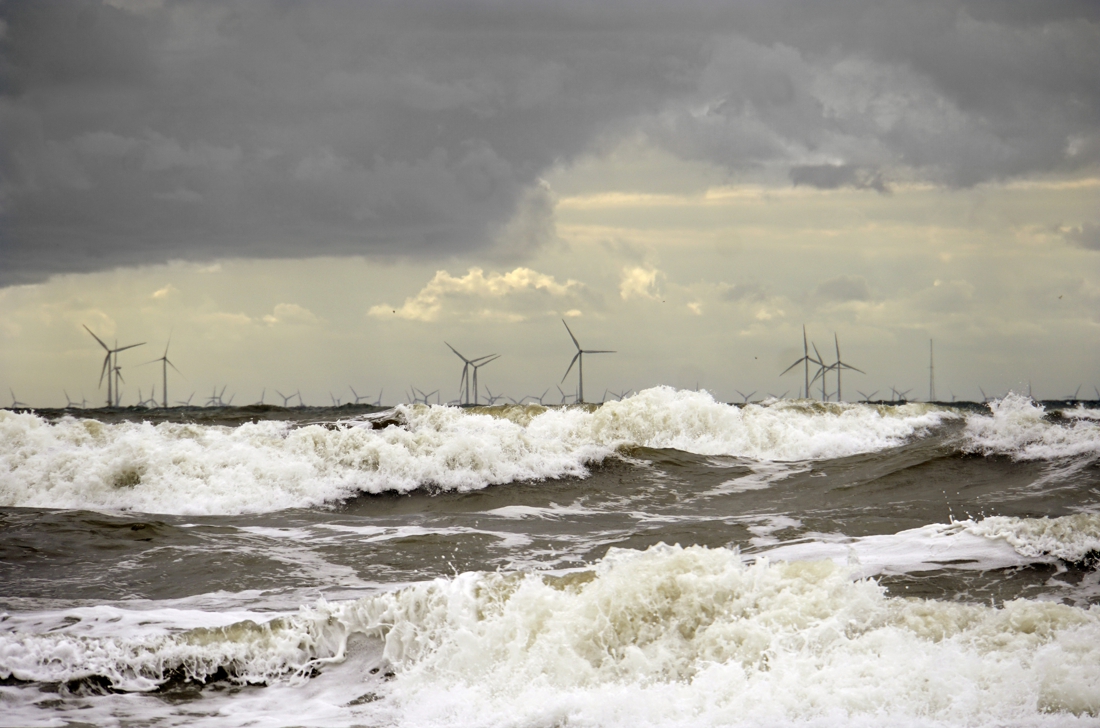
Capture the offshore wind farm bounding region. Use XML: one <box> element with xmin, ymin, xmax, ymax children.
<box><xmin>7</xmin><ymin>321</ymin><xmax>1097</xmax><ymax>416</ymax></box>
<box><xmin>2</xmin><ymin>3</ymin><xmax>1100</xmax><ymax>728</ymax></box>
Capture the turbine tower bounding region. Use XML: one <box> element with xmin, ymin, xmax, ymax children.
<box><xmin>141</xmin><ymin>337</ymin><xmax>183</xmax><ymax>408</ymax></box>
<box><xmin>929</xmin><ymin>339</ymin><xmax>936</xmax><ymax>402</ymax></box>
<box><xmin>829</xmin><ymin>333</ymin><xmax>864</xmax><ymax>402</ymax></box>
<box><xmin>561</xmin><ymin>319</ymin><xmax>615</xmax><ymax>404</ymax></box>
<box><xmin>780</xmin><ymin>325</ymin><xmax>823</xmax><ymax>399</ymax></box>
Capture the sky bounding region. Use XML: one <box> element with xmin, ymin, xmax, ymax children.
<box><xmin>1</xmin><ymin>0</ymin><xmax>1098</xmax><ymax>407</ymax></box>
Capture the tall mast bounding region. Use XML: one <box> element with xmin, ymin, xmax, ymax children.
<box><xmin>929</xmin><ymin>339</ymin><xmax>935</xmax><ymax>402</ymax></box>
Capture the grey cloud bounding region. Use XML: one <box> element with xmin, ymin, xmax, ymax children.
<box><xmin>790</xmin><ymin>164</ymin><xmax>888</xmax><ymax>193</ymax></box>
<box><xmin>721</xmin><ymin>282</ymin><xmax>768</xmax><ymax>303</ymax></box>
<box><xmin>2</xmin><ymin>0</ymin><xmax>1098</xmax><ymax>285</ymax></box>
<box><xmin>1064</xmin><ymin>223</ymin><xmax>1100</xmax><ymax>251</ymax></box>
<box><xmin>812</xmin><ymin>275</ymin><xmax>871</xmax><ymax>303</ymax></box>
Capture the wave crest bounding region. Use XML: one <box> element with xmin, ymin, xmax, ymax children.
<box><xmin>0</xmin><ymin>388</ymin><xmax>954</xmax><ymax>515</ymax></box>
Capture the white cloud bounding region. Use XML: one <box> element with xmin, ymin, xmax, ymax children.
<box><xmin>619</xmin><ymin>266</ymin><xmax>664</xmax><ymax>301</ymax></box>
<box><xmin>369</xmin><ymin>267</ymin><xmax>583</xmax><ymax>322</ymax></box>
<box><xmin>263</xmin><ymin>303</ymin><xmax>319</xmax><ymax>326</ymax></box>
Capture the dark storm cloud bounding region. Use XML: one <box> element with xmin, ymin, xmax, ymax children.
<box><xmin>1</xmin><ymin>0</ymin><xmax>1098</xmax><ymax>285</ymax></box>
<box><xmin>790</xmin><ymin>164</ymin><xmax>888</xmax><ymax>193</ymax></box>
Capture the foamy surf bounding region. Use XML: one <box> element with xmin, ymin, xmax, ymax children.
<box><xmin>0</xmin><ymin>388</ymin><xmax>956</xmax><ymax>515</ymax></box>
<box><xmin>752</xmin><ymin>514</ymin><xmax>1100</xmax><ymax>577</ymax></box>
<box><xmin>963</xmin><ymin>393</ymin><xmax>1100</xmax><ymax>461</ymax></box>
<box><xmin>2</xmin><ymin>544</ymin><xmax>1098</xmax><ymax>727</ymax></box>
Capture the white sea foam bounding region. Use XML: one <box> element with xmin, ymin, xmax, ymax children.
<box><xmin>753</xmin><ymin>513</ymin><xmax>1100</xmax><ymax>577</ymax></box>
<box><xmin>962</xmin><ymin>393</ymin><xmax>1100</xmax><ymax>461</ymax></box>
<box><xmin>0</xmin><ymin>388</ymin><xmax>954</xmax><ymax>515</ymax></box>
<box><xmin>2</xmin><ymin>544</ymin><xmax>1099</xmax><ymax>727</ymax></box>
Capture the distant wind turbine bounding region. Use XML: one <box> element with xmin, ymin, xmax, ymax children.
<box><xmin>1066</xmin><ymin>385</ymin><xmax>1082</xmax><ymax>401</ymax></box>
<box><xmin>140</xmin><ymin>337</ymin><xmax>183</xmax><ymax>408</ymax></box>
<box><xmin>63</xmin><ymin>389</ymin><xmax>87</xmax><ymax>408</ymax></box>
<box><xmin>557</xmin><ymin>385</ymin><xmax>574</xmax><ymax>405</ymax></box>
<box><xmin>827</xmin><ymin>333</ymin><xmax>864</xmax><ymax>402</ymax></box>
<box><xmin>350</xmin><ymin>386</ymin><xmax>378</xmax><ymax>405</ymax></box>
<box><xmin>856</xmin><ymin>389</ymin><xmax>879</xmax><ymax>403</ymax></box>
<box><xmin>736</xmin><ymin>390</ymin><xmax>757</xmax><ymax>404</ymax></box>
<box><xmin>9</xmin><ymin>389</ymin><xmax>28</xmax><ymax>409</ymax></box>
<box><xmin>523</xmin><ymin>388</ymin><xmax>551</xmax><ymax>405</ymax></box>
<box><xmin>446</xmin><ymin>343</ymin><xmax>498</xmax><ymax>405</ymax></box>
<box><xmin>275</xmin><ymin>390</ymin><xmax>295</xmax><ymax>407</ymax></box>
<box><xmin>84</xmin><ymin>325</ymin><xmax>144</xmax><ymax>407</ymax></box>
<box><xmin>780</xmin><ymin>325</ymin><xmax>823</xmax><ymax>399</ymax></box>
<box><xmin>560</xmin><ymin>319</ymin><xmax>614</xmax><ymax>404</ymax></box>
<box><xmin>766</xmin><ymin>390</ymin><xmax>789</xmax><ymax>400</ymax></box>
<box><xmin>176</xmin><ymin>392</ymin><xmax>195</xmax><ymax>406</ymax></box>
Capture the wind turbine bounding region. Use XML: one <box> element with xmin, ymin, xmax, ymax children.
<box><xmin>557</xmin><ymin>385</ymin><xmax>574</xmax><ymax>404</ymax></box>
<box><xmin>808</xmin><ymin>342</ymin><xmax>832</xmax><ymax>400</ymax></box>
<box><xmin>256</xmin><ymin>388</ymin><xmax>266</xmax><ymax>405</ymax></box>
<box><xmin>856</xmin><ymin>389</ymin><xmax>879</xmax><ymax>403</ymax></box>
<box><xmin>176</xmin><ymin>392</ymin><xmax>195</xmax><ymax>406</ymax></box>
<box><xmin>1066</xmin><ymin>385</ymin><xmax>1082</xmax><ymax>401</ymax></box>
<box><xmin>560</xmin><ymin>319</ymin><xmax>614</xmax><ymax>404</ymax></box>
<box><xmin>523</xmin><ymin>388</ymin><xmax>551</xmax><ymax>405</ymax></box>
<box><xmin>484</xmin><ymin>387</ymin><xmax>506</xmax><ymax>405</ymax></box>
<box><xmin>275</xmin><ymin>390</ymin><xmax>295</xmax><ymax>407</ymax></box>
<box><xmin>350</xmin><ymin>386</ymin><xmax>375</xmax><ymax>404</ymax></box>
<box><xmin>470</xmin><ymin>355</ymin><xmax>500</xmax><ymax>405</ymax></box>
<box><xmin>84</xmin><ymin>325</ymin><xmax>144</xmax><ymax>407</ymax></box>
<box><xmin>828</xmin><ymin>333</ymin><xmax>864</xmax><ymax>402</ymax></box>
<box><xmin>736</xmin><ymin>390</ymin><xmax>757</xmax><ymax>404</ymax></box>
<box><xmin>891</xmin><ymin>387</ymin><xmax>912</xmax><ymax>403</ymax></box>
<box><xmin>445</xmin><ymin>343</ymin><xmax>498</xmax><ymax>405</ymax></box>
<box><xmin>63</xmin><ymin>389</ymin><xmax>87</xmax><ymax>408</ymax></box>
<box><xmin>766</xmin><ymin>390</ymin><xmax>789</xmax><ymax>400</ymax></box>
<box><xmin>140</xmin><ymin>337</ymin><xmax>183</xmax><ymax>408</ymax></box>
<box><xmin>8</xmin><ymin>389</ymin><xmax>28</xmax><ymax>409</ymax></box>
<box><xmin>780</xmin><ymin>325</ymin><xmax>823</xmax><ymax>399</ymax></box>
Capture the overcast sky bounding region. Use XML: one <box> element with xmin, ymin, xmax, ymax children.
<box><xmin>1</xmin><ymin>0</ymin><xmax>1098</xmax><ymax>407</ymax></box>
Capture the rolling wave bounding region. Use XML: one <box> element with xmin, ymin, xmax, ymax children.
<box><xmin>3</xmin><ymin>387</ymin><xmax>1096</xmax><ymax>516</ymax></box>
<box><xmin>2</xmin><ymin>544</ymin><xmax>1098</xmax><ymax>726</ymax></box>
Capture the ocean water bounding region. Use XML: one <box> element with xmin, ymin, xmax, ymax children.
<box><xmin>2</xmin><ymin>387</ymin><xmax>1099</xmax><ymax>727</ymax></box>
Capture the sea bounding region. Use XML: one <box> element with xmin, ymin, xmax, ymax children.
<box><xmin>2</xmin><ymin>386</ymin><xmax>1100</xmax><ymax>727</ymax></box>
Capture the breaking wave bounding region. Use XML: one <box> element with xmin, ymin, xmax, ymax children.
<box><xmin>753</xmin><ymin>513</ymin><xmax>1100</xmax><ymax>577</ymax></box>
<box><xmin>3</xmin><ymin>544</ymin><xmax>1098</xmax><ymax>726</ymax></box>
<box><xmin>0</xmin><ymin>387</ymin><xmax>953</xmax><ymax>515</ymax></box>
<box><xmin>962</xmin><ymin>393</ymin><xmax>1100</xmax><ymax>461</ymax></box>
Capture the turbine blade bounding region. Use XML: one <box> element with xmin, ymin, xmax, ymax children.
<box><xmin>780</xmin><ymin>357</ymin><xmax>806</xmax><ymax>376</ymax></box>
<box><xmin>562</xmin><ymin>352</ymin><xmax>580</xmax><ymax>382</ymax></box>
<box><xmin>584</xmin><ymin>350</ymin><xmax>615</xmax><ymax>354</ymax></box>
<box><xmin>83</xmin><ymin>325</ymin><xmax>109</xmax><ymax>351</ymax></box>
<box><xmin>562</xmin><ymin>319</ymin><xmax>580</xmax><ymax>350</ymax></box>
<box><xmin>445</xmin><ymin>342</ymin><xmax>470</xmax><ymax>363</ymax></box>
<box><xmin>113</xmin><ymin>342</ymin><xmax>145</xmax><ymax>354</ymax></box>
